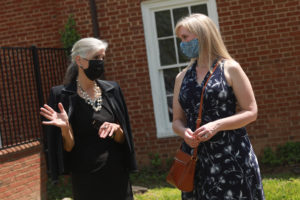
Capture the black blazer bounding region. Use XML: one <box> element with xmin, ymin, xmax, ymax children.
<box><xmin>43</xmin><ymin>80</ymin><xmax>138</xmax><ymax>181</ymax></box>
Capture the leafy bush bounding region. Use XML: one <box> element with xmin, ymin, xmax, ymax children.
<box><xmin>277</xmin><ymin>142</ymin><xmax>300</xmax><ymax>165</ymax></box>
<box><xmin>149</xmin><ymin>153</ymin><xmax>162</xmax><ymax>169</ymax></box>
<box><xmin>261</xmin><ymin>142</ymin><xmax>300</xmax><ymax>167</ymax></box>
<box><xmin>59</xmin><ymin>14</ymin><xmax>81</xmax><ymax>50</ymax></box>
<box><xmin>261</xmin><ymin>147</ymin><xmax>281</xmax><ymax>167</ymax></box>
<box><xmin>148</xmin><ymin>152</ymin><xmax>173</xmax><ymax>171</ymax></box>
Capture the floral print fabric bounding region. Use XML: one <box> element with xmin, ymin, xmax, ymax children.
<box><xmin>179</xmin><ymin>60</ymin><xmax>265</xmax><ymax>200</ymax></box>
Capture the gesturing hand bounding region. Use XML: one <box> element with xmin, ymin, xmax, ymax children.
<box><xmin>40</xmin><ymin>103</ymin><xmax>69</xmax><ymax>129</ymax></box>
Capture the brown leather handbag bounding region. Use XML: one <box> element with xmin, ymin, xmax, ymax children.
<box><xmin>166</xmin><ymin>60</ymin><xmax>220</xmax><ymax>192</ymax></box>
<box><xmin>166</xmin><ymin>145</ymin><xmax>198</xmax><ymax>192</ymax></box>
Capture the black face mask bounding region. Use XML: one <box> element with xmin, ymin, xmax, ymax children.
<box><xmin>82</xmin><ymin>60</ymin><xmax>104</xmax><ymax>81</ymax></box>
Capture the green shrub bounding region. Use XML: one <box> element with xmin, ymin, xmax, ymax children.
<box><xmin>261</xmin><ymin>147</ymin><xmax>281</xmax><ymax>167</ymax></box>
<box><xmin>149</xmin><ymin>153</ymin><xmax>162</xmax><ymax>169</ymax></box>
<box><xmin>261</xmin><ymin>142</ymin><xmax>300</xmax><ymax>167</ymax></box>
<box><xmin>277</xmin><ymin>142</ymin><xmax>300</xmax><ymax>165</ymax></box>
<box><xmin>59</xmin><ymin>14</ymin><xmax>81</xmax><ymax>50</ymax></box>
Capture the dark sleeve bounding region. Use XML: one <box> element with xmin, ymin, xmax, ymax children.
<box><xmin>114</xmin><ymin>83</ymin><xmax>138</xmax><ymax>172</ymax></box>
<box><xmin>43</xmin><ymin>86</ymin><xmax>69</xmax><ymax>182</ymax></box>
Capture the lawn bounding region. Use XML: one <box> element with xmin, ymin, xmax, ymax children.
<box><xmin>262</xmin><ymin>173</ymin><xmax>300</xmax><ymax>200</ymax></box>
<box><xmin>132</xmin><ymin>168</ymin><xmax>300</xmax><ymax>200</ymax></box>
<box><xmin>47</xmin><ymin>169</ymin><xmax>300</xmax><ymax>200</ymax></box>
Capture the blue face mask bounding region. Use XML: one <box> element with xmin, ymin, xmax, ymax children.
<box><xmin>180</xmin><ymin>38</ymin><xmax>199</xmax><ymax>58</ymax></box>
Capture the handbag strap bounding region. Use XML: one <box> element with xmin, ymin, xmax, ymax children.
<box><xmin>196</xmin><ymin>59</ymin><xmax>220</xmax><ymax>128</ymax></box>
<box><xmin>192</xmin><ymin>58</ymin><xmax>220</xmax><ymax>158</ymax></box>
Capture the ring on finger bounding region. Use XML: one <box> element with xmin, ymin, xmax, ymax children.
<box><xmin>204</xmin><ymin>134</ymin><xmax>208</xmax><ymax>138</ymax></box>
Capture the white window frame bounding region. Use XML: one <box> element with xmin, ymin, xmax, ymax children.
<box><xmin>141</xmin><ymin>0</ymin><xmax>219</xmax><ymax>138</ymax></box>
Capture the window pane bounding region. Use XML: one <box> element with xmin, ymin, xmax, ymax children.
<box><xmin>167</xmin><ymin>96</ymin><xmax>173</xmax><ymax>122</ymax></box>
<box><xmin>163</xmin><ymin>68</ymin><xmax>179</xmax><ymax>122</ymax></box>
<box><xmin>173</xmin><ymin>7</ymin><xmax>189</xmax><ymax>28</ymax></box>
<box><xmin>155</xmin><ymin>10</ymin><xmax>173</xmax><ymax>38</ymax></box>
<box><xmin>159</xmin><ymin>39</ymin><xmax>176</xmax><ymax>65</ymax></box>
<box><xmin>191</xmin><ymin>4</ymin><xmax>208</xmax><ymax>15</ymax></box>
<box><xmin>163</xmin><ymin>68</ymin><xmax>178</xmax><ymax>95</ymax></box>
<box><xmin>176</xmin><ymin>38</ymin><xmax>190</xmax><ymax>63</ymax></box>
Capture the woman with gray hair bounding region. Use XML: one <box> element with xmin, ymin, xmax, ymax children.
<box><xmin>40</xmin><ymin>37</ymin><xmax>137</xmax><ymax>200</ymax></box>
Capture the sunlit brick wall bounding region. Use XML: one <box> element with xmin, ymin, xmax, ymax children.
<box><xmin>217</xmin><ymin>0</ymin><xmax>300</xmax><ymax>154</ymax></box>
<box><xmin>0</xmin><ymin>142</ymin><xmax>46</xmax><ymax>200</ymax></box>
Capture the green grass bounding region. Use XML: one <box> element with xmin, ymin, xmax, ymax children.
<box><xmin>47</xmin><ymin>169</ymin><xmax>300</xmax><ymax>200</ymax></box>
<box><xmin>262</xmin><ymin>173</ymin><xmax>300</xmax><ymax>200</ymax></box>
<box><xmin>134</xmin><ymin>187</ymin><xmax>181</xmax><ymax>200</ymax></box>
<box><xmin>132</xmin><ymin>169</ymin><xmax>300</xmax><ymax>200</ymax></box>
<box><xmin>131</xmin><ymin>168</ymin><xmax>181</xmax><ymax>200</ymax></box>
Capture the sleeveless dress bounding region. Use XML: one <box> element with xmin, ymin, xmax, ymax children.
<box><xmin>179</xmin><ymin>60</ymin><xmax>265</xmax><ymax>200</ymax></box>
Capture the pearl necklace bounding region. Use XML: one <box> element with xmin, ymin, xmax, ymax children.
<box><xmin>77</xmin><ymin>80</ymin><xmax>103</xmax><ymax>112</ymax></box>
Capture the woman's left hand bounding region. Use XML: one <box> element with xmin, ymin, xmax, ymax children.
<box><xmin>194</xmin><ymin>122</ymin><xmax>219</xmax><ymax>142</ymax></box>
<box><xmin>98</xmin><ymin>122</ymin><xmax>121</xmax><ymax>139</ymax></box>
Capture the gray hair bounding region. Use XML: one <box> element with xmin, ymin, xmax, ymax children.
<box><xmin>63</xmin><ymin>37</ymin><xmax>108</xmax><ymax>85</ymax></box>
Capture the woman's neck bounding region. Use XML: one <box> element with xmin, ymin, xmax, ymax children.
<box><xmin>196</xmin><ymin>56</ymin><xmax>218</xmax><ymax>69</ymax></box>
<box><xmin>196</xmin><ymin>58</ymin><xmax>209</xmax><ymax>69</ymax></box>
<box><xmin>77</xmin><ymin>73</ymin><xmax>95</xmax><ymax>91</ymax></box>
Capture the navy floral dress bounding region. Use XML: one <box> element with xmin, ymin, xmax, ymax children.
<box><xmin>179</xmin><ymin>60</ymin><xmax>265</xmax><ymax>200</ymax></box>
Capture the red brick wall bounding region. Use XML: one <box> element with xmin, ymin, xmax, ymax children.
<box><xmin>0</xmin><ymin>0</ymin><xmax>94</xmax><ymax>47</ymax></box>
<box><xmin>0</xmin><ymin>142</ymin><xmax>46</xmax><ymax>200</ymax></box>
<box><xmin>216</xmin><ymin>0</ymin><xmax>300</xmax><ymax>154</ymax></box>
<box><xmin>0</xmin><ymin>0</ymin><xmax>59</xmax><ymax>47</ymax></box>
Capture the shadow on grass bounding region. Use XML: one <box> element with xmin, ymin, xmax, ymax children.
<box><xmin>262</xmin><ymin>172</ymin><xmax>300</xmax><ymax>180</ymax></box>
<box><xmin>130</xmin><ymin>168</ymin><xmax>173</xmax><ymax>189</ymax></box>
<box><xmin>47</xmin><ymin>175</ymin><xmax>73</xmax><ymax>200</ymax></box>
<box><xmin>47</xmin><ymin>166</ymin><xmax>300</xmax><ymax>199</ymax></box>
<box><xmin>46</xmin><ymin>168</ymin><xmax>173</xmax><ymax>199</ymax></box>
<box><xmin>261</xmin><ymin>164</ymin><xmax>300</xmax><ymax>179</ymax></box>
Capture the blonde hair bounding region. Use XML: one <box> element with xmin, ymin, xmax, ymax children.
<box><xmin>64</xmin><ymin>37</ymin><xmax>108</xmax><ymax>85</ymax></box>
<box><xmin>175</xmin><ymin>14</ymin><xmax>232</xmax><ymax>69</ymax></box>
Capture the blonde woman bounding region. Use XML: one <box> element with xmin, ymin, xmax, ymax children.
<box><xmin>172</xmin><ymin>14</ymin><xmax>265</xmax><ymax>200</ymax></box>
<box><xmin>40</xmin><ymin>37</ymin><xmax>137</xmax><ymax>200</ymax></box>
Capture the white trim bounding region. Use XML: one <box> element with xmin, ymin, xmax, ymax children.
<box><xmin>141</xmin><ymin>0</ymin><xmax>219</xmax><ymax>138</ymax></box>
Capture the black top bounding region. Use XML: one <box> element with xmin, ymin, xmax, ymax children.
<box><xmin>44</xmin><ymin>80</ymin><xmax>137</xmax><ymax>182</ymax></box>
<box><xmin>68</xmin><ymin>94</ymin><xmax>133</xmax><ymax>199</ymax></box>
<box><xmin>70</xmin><ymin>95</ymin><xmax>125</xmax><ymax>173</ymax></box>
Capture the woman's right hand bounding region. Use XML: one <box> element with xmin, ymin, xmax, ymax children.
<box><xmin>183</xmin><ymin>128</ymin><xmax>200</xmax><ymax>148</ymax></box>
<box><xmin>40</xmin><ymin>103</ymin><xmax>69</xmax><ymax>129</ymax></box>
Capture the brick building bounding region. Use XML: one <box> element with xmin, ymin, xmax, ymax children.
<box><xmin>0</xmin><ymin>0</ymin><xmax>299</xmax><ymax>199</ymax></box>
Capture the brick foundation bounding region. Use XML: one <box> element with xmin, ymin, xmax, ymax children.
<box><xmin>0</xmin><ymin>142</ymin><xmax>46</xmax><ymax>200</ymax></box>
